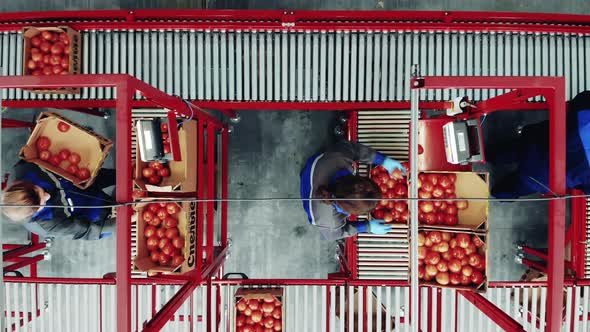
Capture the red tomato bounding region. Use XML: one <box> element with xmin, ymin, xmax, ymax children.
<box><xmin>147</xmin><ymin>175</ymin><xmax>161</xmax><ymax>185</ymax></box>
<box><xmin>418</xmin><ymin>266</ymin><xmax>425</xmax><ymax>279</ymax></box>
<box><xmin>76</xmin><ymin>168</ymin><xmax>91</xmax><ymax>180</ymax></box>
<box><xmin>393</xmin><ymin>184</ymin><xmax>408</xmax><ymax>197</ymax></box>
<box><xmin>158</xmin><ymin>238</ymin><xmax>170</xmax><ymax>250</ymax></box>
<box><xmin>142</xmin><ymin>167</ymin><xmax>155</xmax><ymax>178</ymax></box>
<box><xmin>436</xmin><ymin>261</ymin><xmax>448</xmax><ymax>272</ymax></box>
<box><xmin>158</xmin><ymin>167</ymin><xmax>170</xmax><ymax>177</ymax></box>
<box><xmin>472</xmin><ymin>235</ymin><xmax>484</xmax><ymax>248</ymax></box>
<box><xmin>147</xmin><ymin>203</ymin><xmax>160</xmax><ymax>214</ymax></box>
<box><xmin>449</xmin><ymin>273</ymin><xmax>461</xmax><ymax>285</ymax></box>
<box><xmin>435</xmin><ymin>272</ymin><xmax>450</xmax><ymax>285</ymax></box>
<box><xmin>161</xmin><ymin>123</ymin><xmax>168</xmax><ymax>132</ymax></box>
<box><xmin>436</xmin><ymin>241</ymin><xmax>449</xmax><ymax>253</ymax></box>
<box><xmin>372</xmin><ymin>209</ymin><xmax>384</xmax><ymax>219</ymax></box>
<box><xmin>49</xmin><ymin>155</ymin><xmax>61</xmax><ymax>166</ymax></box>
<box><xmin>425</xmin><ymin>264</ymin><xmax>438</xmax><ymax>277</ymax></box>
<box><xmin>236</xmin><ymin>314</ymin><xmax>246</xmax><ymax>326</ymax></box>
<box><xmin>417</xmin><ymin>233</ymin><xmax>426</xmax><ymax>246</ymax></box>
<box><xmin>432</xmin><ymin>186</ymin><xmax>445</xmax><ymax>198</ymax></box>
<box><xmin>444</xmin><ymin>214</ymin><xmax>458</xmax><ymax>226</ymax></box>
<box><xmin>425</xmin><ymin>252</ymin><xmax>441</xmax><ymax>265</ymax></box>
<box><xmin>442</xmin><ymin>232</ymin><xmax>452</xmax><ymax>241</ymax></box>
<box><xmin>31</xmin><ymin>51</ymin><xmax>42</xmax><ymax>62</ymax></box>
<box><xmin>40</xmin><ymin>31</ymin><xmax>53</xmax><ymax>40</ymax></box>
<box><xmin>31</xmin><ymin>36</ymin><xmax>42</xmax><ymax>47</ymax></box>
<box><xmin>57</xmin><ymin>121</ymin><xmax>70</xmax><ymax>132</ymax></box>
<box><xmin>158</xmin><ymin>253</ymin><xmax>170</xmax><ymax>265</ymax></box>
<box><xmin>42</xmin><ymin>66</ymin><xmax>52</xmax><ymax>75</ymax></box>
<box><xmin>451</xmin><ymin>247</ymin><xmax>466</xmax><ymax>260</ymax></box>
<box><xmin>172</xmin><ymin>236</ymin><xmax>185</xmax><ymax>249</ymax></box>
<box><xmin>50</xmin><ymin>42</ymin><xmax>64</xmax><ymax>55</ymax></box>
<box><xmin>166</xmin><ymin>203</ymin><xmax>179</xmax><ymax>215</ymax></box>
<box><xmin>382</xmin><ymin>211</ymin><xmax>393</xmax><ymax>223</ymax></box>
<box><xmin>251</xmin><ymin>310</ymin><xmax>263</xmax><ymax>323</ymax></box>
<box><xmin>165</xmin><ymin>227</ymin><xmax>179</xmax><ymax>239</ymax></box>
<box><xmin>163</xmin><ymin>217</ymin><xmax>178</xmax><ymax>229</ymax></box>
<box><xmin>456</xmin><ymin>200</ymin><xmax>469</xmax><ymax>210</ymax></box>
<box><xmin>421</xmin><ymin>181</ymin><xmax>434</xmax><ymax>192</ymax></box>
<box><xmin>261</xmin><ymin>302</ymin><xmax>275</xmax><ymax>314</ymax></box>
<box><xmin>149</xmin><ymin>250</ymin><xmax>161</xmax><ymax>262</ymax></box>
<box><xmin>446</xmin><ymin>204</ymin><xmax>458</xmax><ymax>215</ymax></box>
<box><xmin>39</xmin><ymin>150</ymin><xmax>51</xmax><ymax>161</ymax></box>
<box><xmin>172</xmin><ymin>255</ymin><xmax>185</xmax><ymax>266</ymax></box>
<box><xmin>419</xmin><ymin>201</ymin><xmax>434</xmax><ymax>213</ymax></box>
<box><xmin>142</xmin><ymin>210</ymin><xmax>154</xmax><ymax>223</ymax></box>
<box><xmin>60</xmin><ymin>57</ymin><xmax>69</xmax><ymax>70</ymax></box>
<box><xmin>36</xmin><ymin>136</ymin><xmax>51</xmax><ymax>151</ymax></box>
<box><xmin>456</xmin><ymin>233</ymin><xmax>471</xmax><ymax>249</ymax></box>
<box><xmin>40</xmin><ymin>41</ymin><xmax>51</xmax><ymax>53</ymax></box>
<box><xmin>66</xmin><ymin>164</ymin><xmax>78</xmax><ymax>175</ymax></box>
<box><xmin>461</xmin><ymin>265</ymin><xmax>474</xmax><ymax>277</ymax></box>
<box><xmin>448</xmin><ymin>259</ymin><xmax>462</xmax><ymax>273</ymax></box>
<box><xmin>272</xmin><ymin>308</ymin><xmax>281</xmax><ymax>320</ymax></box>
<box><xmin>273</xmin><ymin>321</ymin><xmax>282</xmax><ymax>331</ymax></box>
<box><xmin>149</xmin><ymin>161</ymin><xmax>164</xmax><ymax>170</ymax></box>
<box><xmin>144</xmin><ymin>225</ymin><xmax>157</xmax><ymax>238</ymax></box>
<box><xmin>242</xmin><ymin>325</ymin><xmax>253</xmax><ymax>332</ymax></box>
<box><xmin>423</xmin><ymin>212</ymin><xmax>436</xmax><ymax>225</ymax></box>
<box><xmin>468</xmin><ymin>254</ymin><xmax>483</xmax><ymax>267</ymax></box>
<box><xmin>68</xmin><ymin>153</ymin><xmax>81</xmax><ymax>165</ymax></box>
<box><xmin>460</xmin><ymin>274</ymin><xmax>472</xmax><ymax>286</ymax></box>
<box><xmin>263</xmin><ymin>317</ymin><xmax>274</xmax><ymax>329</ymax></box>
<box><xmin>163</xmin><ymin>143</ymin><xmax>171</xmax><ymax>154</ymax></box>
<box><xmin>237</xmin><ymin>300</ymin><xmax>247</xmax><ymax>312</ymax></box>
<box><xmin>428</xmin><ymin>231</ymin><xmax>442</xmax><ymax>244</ymax></box>
<box><xmin>58</xmin><ymin>149</ymin><xmax>70</xmax><ymax>160</ymax></box>
<box><xmin>448</xmin><ymin>173</ymin><xmax>457</xmax><ymax>183</ymax></box>
<box><xmin>32</xmin><ymin>69</ymin><xmax>42</xmax><ymax>76</ymax></box>
<box><xmin>156</xmin><ymin>228</ymin><xmax>166</xmax><ymax>238</ymax></box>
<box><xmin>64</xmin><ymin>46</ymin><xmax>70</xmax><ymax>55</ymax></box>
<box><xmin>465</xmin><ymin>243</ymin><xmax>477</xmax><ymax>256</ymax></box>
<box><xmin>146</xmin><ymin>236</ymin><xmax>159</xmax><ymax>251</ymax></box>
<box><xmin>471</xmin><ymin>270</ymin><xmax>484</xmax><ymax>284</ymax></box>
<box><xmin>50</xmin><ymin>55</ymin><xmax>61</xmax><ymax>66</ymax></box>
<box><xmin>156</xmin><ymin>208</ymin><xmax>168</xmax><ymax>220</ymax></box>
<box><xmin>26</xmin><ymin>59</ymin><xmax>37</xmax><ymax>71</ymax></box>
<box><xmin>435</xmin><ymin>212</ymin><xmax>446</xmax><ymax>225</ymax></box>
<box><xmin>161</xmin><ymin>243</ymin><xmax>175</xmax><ymax>256</ymax></box>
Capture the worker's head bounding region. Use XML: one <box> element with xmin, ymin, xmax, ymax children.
<box><xmin>2</xmin><ymin>181</ymin><xmax>50</xmax><ymax>222</ymax></box>
<box><xmin>318</xmin><ymin>175</ymin><xmax>381</xmax><ymax>215</ymax></box>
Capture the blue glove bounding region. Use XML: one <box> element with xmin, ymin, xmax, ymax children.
<box><xmin>99</xmin><ymin>232</ymin><xmax>113</xmax><ymax>239</ymax></box>
<box><xmin>368</xmin><ymin>219</ymin><xmax>392</xmax><ymax>235</ymax></box>
<box><xmin>381</xmin><ymin>157</ymin><xmax>406</xmax><ymax>175</ymax></box>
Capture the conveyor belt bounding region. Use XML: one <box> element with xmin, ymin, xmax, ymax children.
<box><xmin>356</xmin><ymin>110</ymin><xmax>411</xmax><ymax>280</ymax></box>
<box><xmin>1</xmin><ymin>30</ymin><xmax>589</xmax><ymax>102</ymax></box>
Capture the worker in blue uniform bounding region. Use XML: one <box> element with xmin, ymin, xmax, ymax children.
<box><xmin>2</xmin><ymin>161</ymin><xmax>116</xmax><ymax>240</ymax></box>
<box><xmin>300</xmin><ymin>140</ymin><xmax>405</xmax><ymax>240</ymax></box>
<box><xmin>489</xmin><ymin>91</ymin><xmax>590</xmax><ymax>198</ymax></box>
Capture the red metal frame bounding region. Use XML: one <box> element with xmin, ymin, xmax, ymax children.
<box><xmin>0</xmin><ymin>10</ymin><xmax>589</xmax><ymax>34</ymax></box>
<box><xmin>0</xmin><ymin>74</ymin><xmax>228</xmax><ymax>332</ymax></box>
<box><xmin>459</xmin><ymin>291</ymin><xmax>526</xmax><ymax>332</ymax></box>
<box><xmin>412</xmin><ymin>76</ymin><xmax>567</xmax><ymax>332</ymax></box>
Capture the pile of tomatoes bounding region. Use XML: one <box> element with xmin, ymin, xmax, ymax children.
<box><xmin>418</xmin><ymin>231</ymin><xmax>486</xmax><ymax>287</ymax></box>
<box><xmin>36</xmin><ymin>124</ymin><xmax>91</xmax><ymax>181</ymax></box>
<box><xmin>141</xmin><ymin>161</ymin><xmax>171</xmax><ymax>185</ymax></box>
<box><xmin>160</xmin><ymin>122</ymin><xmax>171</xmax><ymax>155</ymax></box>
<box><xmin>142</xmin><ymin>202</ymin><xmax>186</xmax><ymax>267</ymax></box>
<box><xmin>236</xmin><ymin>295</ymin><xmax>282</xmax><ymax>332</ymax></box>
<box><xmin>417</xmin><ymin>173</ymin><xmax>468</xmax><ymax>226</ymax></box>
<box><xmin>26</xmin><ymin>30</ymin><xmax>71</xmax><ymax>76</ymax></box>
<box><xmin>370</xmin><ymin>164</ymin><xmax>409</xmax><ymax>223</ymax></box>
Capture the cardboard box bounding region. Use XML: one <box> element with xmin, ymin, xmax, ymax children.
<box><xmin>133</xmin><ymin>200</ymin><xmax>198</xmax><ymax>274</ymax></box>
<box><xmin>134</xmin><ymin>120</ymin><xmax>197</xmax><ymax>193</ymax></box>
<box><xmin>419</xmin><ymin>171</ymin><xmax>489</xmax><ymax>232</ymax></box>
<box><xmin>418</xmin><ymin>231</ymin><xmax>488</xmax><ymax>293</ymax></box>
<box><xmin>19</xmin><ymin>112</ymin><xmax>113</xmax><ymax>189</ymax></box>
<box><xmin>22</xmin><ymin>26</ymin><xmax>82</xmax><ymax>94</ymax></box>
<box><xmin>234</xmin><ymin>288</ymin><xmax>284</xmax><ymax>331</ymax></box>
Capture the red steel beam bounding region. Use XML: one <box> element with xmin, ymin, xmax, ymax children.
<box><xmin>459</xmin><ymin>291</ymin><xmax>525</xmax><ymax>332</ymax></box>
<box><xmin>2</xmin><ymin>243</ymin><xmax>46</xmax><ymax>261</ymax></box>
<box><xmin>221</xmin><ymin>128</ymin><xmax>228</xmax><ymax>249</ymax></box>
<box><xmin>206</xmin><ymin>125</ymin><xmax>215</xmax><ymax>265</ymax></box>
<box><xmin>3</xmin><ymin>255</ymin><xmax>43</xmax><ymax>272</ymax></box>
<box><xmin>115</xmin><ymin>78</ymin><xmax>133</xmax><ymax>332</ymax></box>
<box><xmin>143</xmin><ymin>280</ymin><xmax>200</xmax><ymax>332</ymax></box>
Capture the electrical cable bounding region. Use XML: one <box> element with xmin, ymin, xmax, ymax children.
<box><xmin>1</xmin><ymin>192</ymin><xmax>590</xmax><ymax>209</ymax></box>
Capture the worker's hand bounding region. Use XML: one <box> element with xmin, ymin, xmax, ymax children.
<box><xmin>368</xmin><ymin>219</ymin><xmax>393</xmax><ymax>235</ymax></box>
<box><xmin>381</xmin><ymin>157</ymin><xmax>406</xmax><ymax>175</ymax></box>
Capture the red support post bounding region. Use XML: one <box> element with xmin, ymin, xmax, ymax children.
<box><xmin>115</xmin><ymin>77</ymin><xmax>133</xmax><ymax>332</ymax></box>
<box><xmin>221</xmin><ymin>127</ymin><xmax>229</xmax><ymax>250</ymax></box>
<box><xmin>459</xmin><ymin>291</ymin><xmax>526</xmax><ymax>332</ymax></box>
<box><xmin>206</xmin><ymin>125</ymin><xmax>215</xmax><ymax>266</ymax></box>
<box><xmin>196</xmin><ymin>120</ymin><xmax>205</xmax><ymax>275</ymax></box>
<box><xmin>521</xmin><ymin>247</ymin><xmax>548</xmax><ymax>261</ymax></box>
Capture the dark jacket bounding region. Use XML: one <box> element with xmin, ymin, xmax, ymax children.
<box><xmin>13</xmin><ymin>161</ymin><xmax>113</xmax><ymax>240</ymax></box>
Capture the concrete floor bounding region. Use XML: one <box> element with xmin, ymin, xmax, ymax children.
<box><xmin>1</xmin><ymin>0</ymin><xmax>589</xmax><ymax>281</ymax></box>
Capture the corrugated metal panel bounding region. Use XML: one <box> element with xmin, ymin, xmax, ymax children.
<box><xmin>2</xmin><ymin>30</ymin><xmax>589</xmax><ymax>102</ymax></box>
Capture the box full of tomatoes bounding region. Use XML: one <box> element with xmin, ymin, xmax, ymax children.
<box><xmin>417</xmin><ymin>172</ymin><xmax>489</xmax><ymax>232</ymax></box>
<box><xmin>369</xmin><ymin>163</ymin><xmax>409</xmax><ymax>224</ymax></box>
<box><xmin>133</xmin><ymin>199</ymin><xmax>197</xmax><ymax>274</ymax></box>
<box><xmin>417</xmin><ymin>230</ymin><xmax>488</xmax><ymax>292</ymax></box>
<box><xmin>22</xmin><ymin>26</ymin><xmax>81</xmax><ymax>94</ymax></box>
<box><xmin>234</xmin><ymin>288</ymin><xmax>283</xmax><ymax>332</ymax></box>
<box><xmin>19</xmin><ymin>112</ymin><xmax>113</xmax><ymax>189</ymax></box>
<box><xmin>134</xmin><ymin>120</ymin><xmax>197</xmax><ymax>193</ymax></box>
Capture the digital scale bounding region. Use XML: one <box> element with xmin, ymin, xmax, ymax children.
<box><xmin>442</xmin><ymin>118</ymin><xmax>484</xmax><ymax>165</ymax></box>
<box><xmin>136</xmin><ymin>110</ymin><xmax>182</xmax><ymax>162</ymax></box>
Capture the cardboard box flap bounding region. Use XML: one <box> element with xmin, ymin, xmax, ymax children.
<box><xmin>455</xmin><ymin>172</ymin><xmax>488</xmax><ymax>229</ymax></box>
<box><xmin>235</xmin><ymin>288</ymin><xmax>284</xmax><ymax>300</ymax></box>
